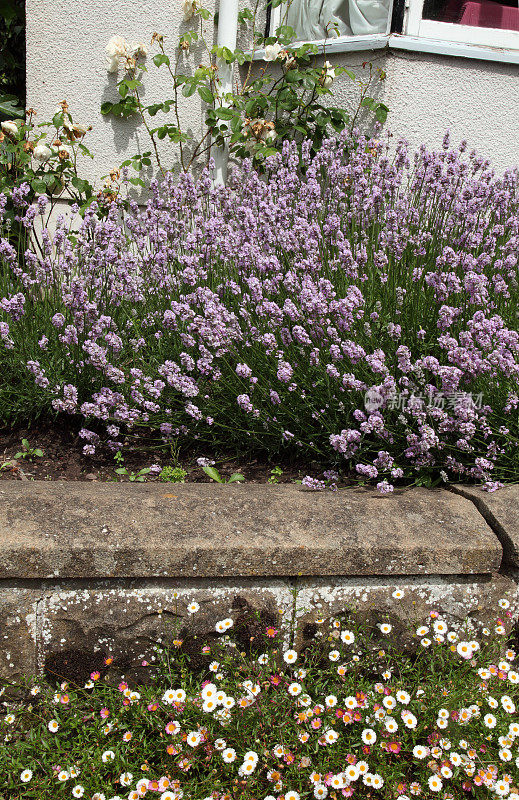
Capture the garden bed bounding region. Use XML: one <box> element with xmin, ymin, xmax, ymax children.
<box><xmin>2</xmin><ymin>134</ymin><xmax>519</xmax><ymax>493</ymax></box>
<box><xmin>0</xmin><ymin>421</ymin><xmax>329</xmax><ymax>484</ymax></box>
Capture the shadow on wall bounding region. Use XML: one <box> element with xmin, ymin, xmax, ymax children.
<box><xmin>98</xmin><ymin>29</ymin><xmax>217</xmax><ymax>179</ymax></box>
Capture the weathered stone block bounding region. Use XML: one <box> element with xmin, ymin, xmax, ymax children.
<box><xmin>37</xmin><ymin>581</ymin><xmax>293</xmax><ymax>682</ymax></box>
<box><xmin>454</xmin><ymin>485</ymin><xmax>519</xmax><ymax>568</ymax></box>
<box><xmin>0</xmin><ymin>483</ymin><xmax>502</xmax><ymax>579</ymax></box>
<box><xmin>0</xmin><ymin>589</ymin><xmax>41</xmax><ymax>680</ymax></box>
<box><xmin>292</xmin><ymin>573</ymin><xmax>519</xmax><ymax>650</ymax></box>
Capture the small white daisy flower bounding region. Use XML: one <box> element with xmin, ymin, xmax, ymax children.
<box><xmin>186</xmin><ymin>731</ymin><xmax>201</xmax><ymax>747</ymax></box>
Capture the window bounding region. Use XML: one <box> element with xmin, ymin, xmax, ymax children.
<box><xmin>265</xmin><ymin>0</ymin><xmax>519</xmax><ymax>60</ymax></box>
<box><xmin>406</xmin><ymin>0</ymin><xmax>519</xmax><ymax>49</ymax></box>
<box><xmin>268</xmin><ymin>0</ymin><xmax>394</xmax><ymax>46</ymax></box>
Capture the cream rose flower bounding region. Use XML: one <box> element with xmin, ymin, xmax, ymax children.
<box><xmin>33</xmin><ymin>143</ymin><xmax>53</xmax><ymax>162</ymax></box>
<box><xmin>1</xmin><ymin>120</ymin><xmax>18</xmax><ymax>137</ymax></box>
<box><xmin>264</xmin><ymin>42</ymin><xmax>283</xmax><ymax>62</ymax></box>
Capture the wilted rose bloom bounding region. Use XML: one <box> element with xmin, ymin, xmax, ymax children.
<box><xmin>242</xmin><ymin>118</ymin><xmax>276</xmax><ymax>144</ymax></box>
<box><xmin>129</xmin><ymin>41</ymin><xmax>148</xmax><ymax>58</ymax></box>
<box><xmin>321</xmin><ymin>60</ymin><xmax>336</xmax><ymax>88</ymax></box>
<box><xmin>182</xmin><ymin>0</ymin><xmax>197</xmax><ymax>20</ymax></box>
<box><xmin>72</xmin><ymin>124</ymin><xmax>89</xmax><ymax>138</ymax></box>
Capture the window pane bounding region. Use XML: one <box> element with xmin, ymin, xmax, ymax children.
<box><xmin>285</xmin><ymin>0</ymin><xmax>392</xmax><ymax>40</ymax></box>
<box><xmin>422</xmin><ymin>0</ymin><xmax>519</xmax><ymax>32</ymax></box>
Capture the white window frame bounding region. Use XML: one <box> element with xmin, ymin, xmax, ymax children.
<box><xmin>405</xmin><ymin>0</ymin><xmax>519</xmax><ymax>50</ymax></box>
<box><xmin>257</xmin><ymin>0</ymin><xmax>519</xmax><ymax>64</ymax></box>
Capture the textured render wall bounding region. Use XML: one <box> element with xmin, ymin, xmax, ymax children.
<box><xmin>26</xmin><ymin>1</ymin><xmax>519</xmax><ymax>183</ymax></box>
<box><xmin>324</xmin><ymin>47</ymin><xmax>519</xmax><ymax>172</ymax></box>
<box><xmin>26</xmin><ymin>0</ymin><xmax>217</xmax><ymax>185</ymax></box>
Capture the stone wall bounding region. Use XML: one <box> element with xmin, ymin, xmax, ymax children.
<box><xmin>1</xmin><ymin>482</ymin><xmax>518</xmax><ymax>682</ymax></box>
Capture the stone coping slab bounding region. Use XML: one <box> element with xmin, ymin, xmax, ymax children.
<box><xmin>0</xmin><ymin>483</ymin><xmax>502</xmax><ymax>580</ymax></box>
<box><xmin>453</xmin><ymin>484</ymin><xmax>519</xmax><ymax>568</ymax></box>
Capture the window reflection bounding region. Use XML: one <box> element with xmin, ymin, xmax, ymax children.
<box><xmin>423</xmin><ymin>0</ymin><xmax>519</xmax><ymax>31</ymax></box>
<box><xmin>286</xmin><ymin>0</ymin><xmax>392</xmax><ymax>40</ymax></box>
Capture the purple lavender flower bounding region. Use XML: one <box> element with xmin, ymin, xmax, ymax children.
<box><xmin>301</xmin><ymin>476</ymin><xmax>326</xmax><ymax>491</ymax></box>
<box><xmin>197</xmin><ymin>457</ymin><xmax>215</xmax><ymax>467</ymax></box>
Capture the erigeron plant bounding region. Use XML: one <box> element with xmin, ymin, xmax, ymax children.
<box><xmin>1</xmin><ymin>597</ymin><xmax>518</xmax><ymax>799</ymax></box>
<box><xmin>100</xmin><ymin>0</ymin><xmax>388</xmax><ymax>176</ymax></box>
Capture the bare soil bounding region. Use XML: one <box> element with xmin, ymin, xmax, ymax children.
<box><xmin>0</xmin><ymin>420</ymin><xmax>338</xmax><ymax>485</ymax></box>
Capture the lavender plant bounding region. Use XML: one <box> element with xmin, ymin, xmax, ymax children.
<box><xmin>0</xmin><ymin>130</ymin><xmax>518</xmax><ymax>490</ymax></box>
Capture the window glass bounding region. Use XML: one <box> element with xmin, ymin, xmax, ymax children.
<box><xmin>285</xmin><ymin>0</ymin><xmax>392</xmax><ymax>40</ymax></box>
<box><xmin>422</xmin><ymin>0</ymin><xmax>519</xmax><ymax>32</ymax></box>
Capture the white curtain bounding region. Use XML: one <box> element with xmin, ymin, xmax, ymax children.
<box><xmin>286</xmin><ymin>0</ymin><xmax>392</xmax><ymax>40</ymax></box>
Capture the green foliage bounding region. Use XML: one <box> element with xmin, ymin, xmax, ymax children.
<box><xmin>0</xmin><ymin>438</ymin><xmax>43</xmax><ymax>473</ymax></box>
<box><xmin>267</xmin><ymin>465</ymin><xmax>283</xmax><ymax>484</ymax></box>
<box><xmin>13</xmin><ymin>439</ymin><xmax>44</xmax><ymax>460</ymax></box>
<box><xmin>0</xmin><ymin>106</ymin><xmax>97</xmax><ymax>208</ymax></box>
<box><xmin>202</xmin><ymin>465</ymin><xmax>245</xmax><ymax>484</ymax></box>
<box><xmin>0</xmin><ymin>0</ymin><xmax>25</xmax><ymax>120</ymax></box>
<box><xmin>0</xmin><ymin>93</ymin><xmax>23</xmax><ymax>121</ymax></box>
<box><xmin>112</xmin><ymin>449</ymin><xmax>151</xmax><ymax>482</ymax></box>
<box><xmin>0</xmin><ymin>104</ymin><xmax>121</xmax><ymax>282</ymax></box>
<box><xmin>158</xmin><ymin>465</ymin><xmax>188</xmax><ymax>483</ymax></box>
<box><xmin>114</xmin><ymin>465</ymin><xmax>152</xmax><ymax>482</ymax></box>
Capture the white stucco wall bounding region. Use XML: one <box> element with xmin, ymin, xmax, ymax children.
<box><xmin>323</xmin><ymin>46</ymin><xmax>519</xmax><ymax>172</ymax></box>
<box><xmin>26</xmin><ymin>0</ymin><xmax>519</xmax><ymax>186</ymax></box>
<box><xmin>26</xmin><ymin>0</ymin><xmax>217</xmax><ymax>185</ymax></box>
